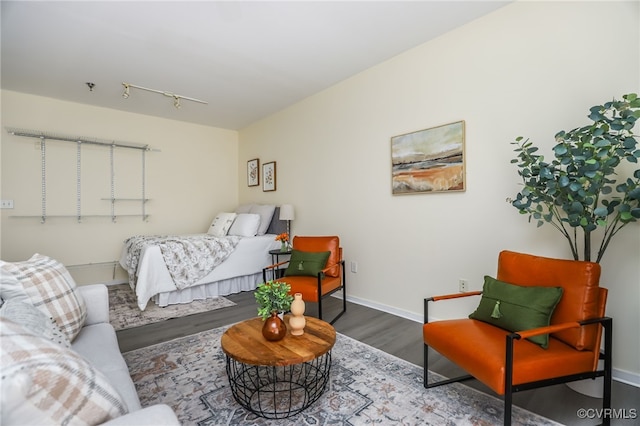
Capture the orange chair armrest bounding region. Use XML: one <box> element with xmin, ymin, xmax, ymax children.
<box><xmin>426</xmin><ymin>291</ymin><xmax>482</xmax><ymax>302</ymax></box>
<box><xmin>320</xmin><ymin>259</ymin><xmax>344</xmax><ymax>274</ymax></box>
<box><xmin>514</xmin><ymin>316</ymin><xmax>611</xmax><ymax>340</ymax></box>
<box><xmin>512</xmin><ymin>322</ymin><xmax>581</xmax><ymax>340</ymax></box>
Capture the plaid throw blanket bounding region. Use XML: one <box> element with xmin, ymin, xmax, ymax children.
<box><xmin>122</xmin><ymin>234</ymin><xmax>240</xmax><ymax>290</ymax></box>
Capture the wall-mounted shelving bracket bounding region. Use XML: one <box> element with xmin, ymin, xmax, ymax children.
<box><xmin>5</xmin><ymin>128</ymin><xmax>158</xmax><ymax>223</ymax></box>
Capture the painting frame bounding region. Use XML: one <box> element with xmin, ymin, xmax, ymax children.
<box><xmin>247</xmin><ymin>158</ymin><xmax>259</xmax><ymax>187</ymax></box>
<box><xmin>262</xmin><ymin>161</ymin><xmax>276</xmax><ymax>192</ymax></box>
<box><xmin>391</xmin><ymin>120</ymin><xmax>465</xmax><ymax>195</ymax></box>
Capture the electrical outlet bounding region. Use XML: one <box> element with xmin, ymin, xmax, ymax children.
<box><xmin>0</xmin><ymin>200</ymin><xmax>14</xmax><ymax>209</ymax></box>
<box><xmin>459</xmin><ymin>279</ymin><xmax>469</xmax><ymax>293</ymax></box>
<box><xmin>350</xmin><ymin>261</ymin><xmax>358</xmax><ymax>273</ymax></box>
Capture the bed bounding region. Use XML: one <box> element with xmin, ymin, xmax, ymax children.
<box><xmin>119</xmin><ymin>205</ymin><xmax>286</xmax><ymax>310</ymax></box>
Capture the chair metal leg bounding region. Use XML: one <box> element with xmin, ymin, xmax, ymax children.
<box><xmin>423</xmin><ymin>298</ymin><xmax>475</xmax><ymax>388</ymax></box>
<box><xmin>505</xmin><ymin>335</ymin><xmax>515</xmax><ymax>426</ymax></box>
<box><xmin>423</xmin><ymin>343</ymin><xmax>473</xmax><ymax>388</ymax></box>
<box><xmin>318</xmin><ymin>261</ymin><xmax>347</xmax><ymax>325</ymax></box>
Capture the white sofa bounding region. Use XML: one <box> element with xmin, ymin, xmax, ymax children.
<box><xmin>75</xmin><ymin>284</ymin><xmax>180</xmax><ymax>425</ymax></box>
<box><xmin>1</xmin><ymin>282</ymin><xmax>180</xmax><ymax>425</ymax></box>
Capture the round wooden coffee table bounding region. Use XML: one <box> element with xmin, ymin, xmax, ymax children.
<box><xmin>221</xmin><ymin>316</ymin><xmax>336</xmax><ymax>419</ymax></box>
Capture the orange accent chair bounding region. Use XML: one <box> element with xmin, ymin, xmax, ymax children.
<box><xmin>423</xmin><ymin>250</ymin><xmax>612</xmax><ymax>425</ymax></box>
<box><xmin>263</xmin><ymin>236</ymin><xmax>346</xmax><ymax>324</ymax></box>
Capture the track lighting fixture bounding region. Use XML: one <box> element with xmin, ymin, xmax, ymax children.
<box><xmin>121</xmin><ymin>82</ymin><xmax>206</xmax><ymax>109</ymax></box>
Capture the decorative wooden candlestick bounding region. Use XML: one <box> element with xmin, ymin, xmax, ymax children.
<box><xmin>289</xmin><ymin>293</ymin><xmax>306</xmax><ymax>336</ymax></box>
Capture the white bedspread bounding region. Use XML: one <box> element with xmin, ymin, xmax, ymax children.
<box><xmin>119</xmin><ymin>234</ymin><xmax>280</xmax><ymax>310</ymax></box>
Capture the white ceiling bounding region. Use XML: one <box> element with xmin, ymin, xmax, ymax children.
<box><xmin>1</xmin><ymin>1</ymin><xmax>510</xmax><ymax>130</ymax></box>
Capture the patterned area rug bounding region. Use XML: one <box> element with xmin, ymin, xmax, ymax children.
<box><xmin>123</xmin><ymin>326</ymin><xmax>560</xmax><ymax>425</ymax></box>
<box><xmin>108</xmin><ymin>284</ymin><xmax>236</xmax><ymax>331</ymax></box>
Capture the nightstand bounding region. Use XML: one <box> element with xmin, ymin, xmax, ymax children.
<box><xmin>268</xmin><ymin>248</ymin><xmax>292</xmax><ymax>279</ymax></box>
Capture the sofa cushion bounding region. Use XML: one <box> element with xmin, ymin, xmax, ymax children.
<box><xmin>469</xmin><ymin>276</ymin><xmax>563</xmax><ymax>348</ymax></box>
<box><xmin>0</xmin><ymin>254</ymin><xmax>87</xmax><ymax>342</ymax></box>
<box><xmin>72</xmin><ymin>323</ymin><xmax>142</xmax><ymax>411</ymax></box>
<box><xmin>0</xmin><ymin>318</ymin><xmax>128</xmax><ymax>426</ymax></box>
<box><xmin>0</xmin><ymin>299</ymin><xmax>70</xmax><ymax>348</ymax></box>
<box><xmin>284</xmin><ymin>250</ymin><xmax>331</xmax><ymax>277</ymax></box>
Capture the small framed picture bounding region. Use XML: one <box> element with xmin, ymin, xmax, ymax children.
<box><xmin>262</xmin><ymin>161</ymin><xmax>276</xmax><ymax>192</ymax></box>
<box><xmin>247</xmin><ymin>158</ymin><xmax>259</xmax><ymax>187</ymax></box>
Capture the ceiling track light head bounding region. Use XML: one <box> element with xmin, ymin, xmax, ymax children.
<box><xmin>122</xmin><ymin>83</ymin><xmax>130</xmax><ymax>99</ymax></box>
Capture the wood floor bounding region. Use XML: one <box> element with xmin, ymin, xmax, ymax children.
<box><xmin>117</xmin><ymin>292</ymin><xmax>639</xmax><ymax>425</ymax></box>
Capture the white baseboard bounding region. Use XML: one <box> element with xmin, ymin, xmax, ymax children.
<box><xmin>342</xmin><ymin>293</ymin><xmax>640</xmax><ymax>389</ymax></box>
<box><xmin>613</xmin><ymin>368</ymin><xmax>640</xmax><ymax>388</ymax></box>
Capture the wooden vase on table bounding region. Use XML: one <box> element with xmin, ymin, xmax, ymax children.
<box><xmin>289</xmin><ymin>293</ymin><xmax>306</xmax><ymax>336</ymax></box>
<box><xmin>262</xmin><ymin>311</ymin><xmax>287</xmax><ymax>341</ymax></box>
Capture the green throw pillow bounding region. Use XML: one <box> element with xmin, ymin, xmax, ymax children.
<box><xmin>284</xmin><ymin>250</ymin><xmax>331</xmax><ymax>277</ymax></box>
<box><xmin>469</xmin><ymin>276</ymin><xmax>563</xmax><ymax>349</ymax></box>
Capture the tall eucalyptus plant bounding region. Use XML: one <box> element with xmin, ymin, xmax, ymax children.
<box><xmin>509</xmin><ymin>93</ymin><xmax>640</xmax><ymax>263</ymax></box>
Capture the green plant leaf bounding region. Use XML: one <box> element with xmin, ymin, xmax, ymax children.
<box><xmin>509</xmin><ymin>93</ymin><xmax>640</xmax><ymax>262</ymax></box>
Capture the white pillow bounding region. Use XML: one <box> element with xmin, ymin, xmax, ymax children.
<box><xmin>250</xmin><ymin>204</ymin><xmax>276</xmax><ymax>235</ymax></box>
<box><xmin>207</xmin><ymin>212</ymin><xmax>237</xmax><ymax>237</ymax></box>
<box><xmin>228</xmin><ymin>213</ymin><xmax>261</xmax><ymax>237</ymax></box>
<box><xmin>235</xmin><ymin>204</ymin><xmax>254</xmax><ymax>214</ymax></box>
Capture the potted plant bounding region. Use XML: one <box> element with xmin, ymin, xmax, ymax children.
<box><xmin>509</xmin><ymin>93</ymin><xmax>640</xmax><ymax>263</ymax></box>
<box><xmin>255</xmin><ymin>281</ymin><xmax>294</xmax><ymax>341</ymax></box>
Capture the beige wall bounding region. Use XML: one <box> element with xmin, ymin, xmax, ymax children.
<box><xmin>1</xmin><ymin>91</ymin><xmax>239</xmax><ymax>283</ymax></box>
<box><xmin>238</xmin><ymin>2</ymin><xmax>640</xmax><ymax>382</ymax></box>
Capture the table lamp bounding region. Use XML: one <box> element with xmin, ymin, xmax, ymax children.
<box><xmin>279</xmin><ymin>204</ymin><xmax>295</xmax><ymax>243</ymax></box>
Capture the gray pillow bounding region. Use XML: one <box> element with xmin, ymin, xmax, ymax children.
<box><xmin>250</xmin><ymin>204</ymin><xmax>277</xmax><ymax>235</ymax></box>
<box><xmin>0</xmin><ymin>299</ymin><xmax>71</xmax><ymax>348</ymax></box>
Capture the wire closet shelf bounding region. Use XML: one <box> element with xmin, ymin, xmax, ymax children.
<box><xmin>5</xmin><ymin>128</ymin><xmax>159</xmax><ymax>223</ymax></box>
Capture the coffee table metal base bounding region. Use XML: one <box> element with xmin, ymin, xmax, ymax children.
<box><xmin>225</xmin><ymin>352</ymin><xmax>332</xmax><ymax>419</ymax></box>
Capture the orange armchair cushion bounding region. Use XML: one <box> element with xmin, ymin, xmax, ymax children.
<box><xmin>496</xmin><ymin>250</ymin><xmax>601</xmax><ymax>350</ymax></box>
<box><xmin>274</xmin><ymin>275</ymin><xmax>342</xmax><ymax>302</ymax></box>
<box><xmin>423</xmin><ymin>319</ymin><xmax>597</xmax><ymax>395</ymax></box>
<box><xmin>292</xmin><ymin>236</ymin><xmax>341</xmax><ymax>277</ymax></box>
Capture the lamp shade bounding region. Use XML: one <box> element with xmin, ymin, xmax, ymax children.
<box><xmin>279</xmin><ymin>204</ymin><xmax>295</xmax><ymax>221</ymax></box>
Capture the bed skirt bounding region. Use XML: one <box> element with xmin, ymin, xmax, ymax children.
<box><xmin>151</xmin><ymin>272</ymin><xmax>262</xmax><ymax>307</ymax></box>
